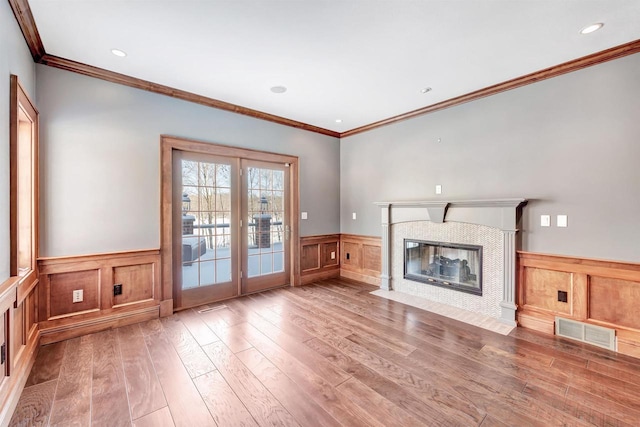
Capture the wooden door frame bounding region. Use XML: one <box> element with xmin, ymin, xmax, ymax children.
<box><xmin>160</xmin><ymin>135</ymin><xmax>300</xmax><ymax>315</ymax></box>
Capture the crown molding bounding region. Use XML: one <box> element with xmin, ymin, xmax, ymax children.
<box><xmin>8</xmin><ymin>0</ymin><xmax>45</xmax><ymax>61</ymax></box>
<box><xmin>340</xmin><ymin>39</ymin><xmax>640</xmax><ymax>137</ymax></box>
<box><xmin>38</xmin><ymin>53</ymin><xmax>340</xmax><ymax>137</ymax></box>
<box><xmin>8</xmin><ymin>0</ymin><xmax>640</xmax><ymax>139</ymax></box>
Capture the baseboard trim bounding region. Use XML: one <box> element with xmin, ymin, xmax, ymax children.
<box><xmin>39</xmin><ymin>305</ymin><xmax>159</xmax><ymax>345</ymax></box>
<box><xmin>0</xmin><ymin>330</ymin><xmax>40</xmax><ymax>427</ymax></box>
<box><xmin>301</xmin><ymin>268</ymin><xmax>340</xmax><ymax>285</ymax></box>
<box><xmin>340</xmin><ymin>269</ymin><xmax>381</xmax><ymax>286</ymax></box>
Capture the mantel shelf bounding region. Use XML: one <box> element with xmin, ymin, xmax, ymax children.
<box><xmin>374</xmin><ymin>198</ymin><xmax>527</xmax><ymax>208</ymax></box>
<box><xmin>375</xmin><ymin>198</ymin><xmax>527</xmax><ymax>228</ymax></box>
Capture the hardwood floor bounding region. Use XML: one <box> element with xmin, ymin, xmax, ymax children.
<box><xmin>9</xmin><ymin>278</ymin><xmax>640</xmax><ymax>426</ymax></box>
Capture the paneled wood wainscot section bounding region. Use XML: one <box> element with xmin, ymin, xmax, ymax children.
<box><xmin>37</xmin><ymin>250</ymin><xmax>161</xmax><ymax>344</ymax></box>
<box><xmin>517</xmin><ymin>251</ymin><xmax>640</xmax><ymax>358</ymax></box>
<box><xmin>300</xmin><ymin>234</ymin><xmax>340</xmax><ymax>285</ymax></box>
<box><xmin>340</xmin><ymin>234</ymin><xmax>382</xmax><ymax>286</ymax></box>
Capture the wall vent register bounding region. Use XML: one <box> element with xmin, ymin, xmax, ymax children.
<box><xmin>404</xmin><ymin>239</ymin><xmax>483</xmax><ymax>296</ymax></box>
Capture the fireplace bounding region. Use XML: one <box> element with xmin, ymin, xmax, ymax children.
<box><xmin>404</xmin><ymin>239</ymin><xmax>482</xmax><ymax>295</ymax></box>
<box><xmin>375</xmin><ymin>198</ymin><xmax>526</xmax><ymax>325</ymax></box>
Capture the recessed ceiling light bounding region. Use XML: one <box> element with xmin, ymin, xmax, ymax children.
<box><xmin>270</xmin><ymin>86</ymin><xmax>287</xmax><ymax>94</ymax></box>
<box><xmin>580</xmin><ymin>23</ymin><xmax>604</xmax><ymax>34</ymax></box>
<box><xmin>335</xmin><ymin>119</ymin><xmax>343</xmax><ymax>123</ymax></box>
<box><xmin>420</xmin><ymin>87</ymin><xmax>432</xmax><ymax>94</ymax></box>
<box><xmin>111</xmin><ymin>48</ymin><xmax>127</xmax><ymax>57</ymax></box>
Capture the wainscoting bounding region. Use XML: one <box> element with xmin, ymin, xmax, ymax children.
<box><xmin>300</xmin><ymin>235</ymin><xmax>341</xmax><ymax>285</ymax></box>
<box><xmin>517</xmin><ymin>251</ymin><xmax>640</xmax><ymax>358</ymax></box>
<box><xmin>0</xmin><ymin>276</ymin><xmax>39</xmax><ymax>426</ymax></box>
<box><xmin>340</xmin><ymin>234</ymin><xmax>382</xmax><ymax>286</ymax></box>
<box><xmin>37</xmin><ymin>250</ymin><xmax>161</xmax><ymax>344</ymax></box>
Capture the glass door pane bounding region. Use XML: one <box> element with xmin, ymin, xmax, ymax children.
<box><xmin>242</xmin><ymin>160</ymin><xmax>290</xmax><ymax>293</ymax></box>
<box><xmin>178</xmin><ymin>153</ymin><xmax>238</xmax><ymax>307</ymax></box>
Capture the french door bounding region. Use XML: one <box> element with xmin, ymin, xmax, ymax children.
<box><xmin>241</xmin><ymin>160</ymin><xmax>290</xmax><ymax>294</ymax></box>
<box><xmin>173</xmin><ymin>150</ymin><xmax>292</xmax><ymax>309</ymax></box>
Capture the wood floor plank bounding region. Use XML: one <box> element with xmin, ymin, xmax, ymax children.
<box><xmin>230</xmin><ymin>323</ymin><xmax>382</xmax><ymax>426</ymax></box>
<box><xmin>174</xmin><ymin>309</ymin><xmax>219</xmax><ymax>346</ymax></box>
<box><xmin>198</xmin><ymin>310</ymin><xmax>253</xmax><ymax>353</ymax></box>
<box><xmin>522</xmin><ymin>382</ymin><xmax>636</xmax><ymax>427</ymax></box>
<box><xmin>24</xmin><ymin>342</ymin><xmax>67</xmax><ymax>387</ymax></box>
<box><xmin>90</xmin><ymin>330</ymin><xmax>131</xmax><ymax>427</ymax></box>
<box><xmin>236</xmin><ymin>347</ymin><xmax>342</xmax><ymax>426</ymax></box>
<box><xmin>48</xmin><ymin>335</ymin><xmax>93</xmax><ymax>426</ymax></box>
<box><xmin>159</xmin><ymin>316</ymin><xmax>216</xmax><ymax>378</ymax></box>
<box><xmin>117</xmin><ymin>324</ymin><xmax>167</xmax><ymax>420</ymax></box>
<box><xmin>143</xmin><ymin>329</ymin><xmax>216</xmax><ymax>427</ymax></box>
<box><xmin>12</xmin><ymin>278</ymin><xmax>640</xmax><ymax>426</ymax></box>
<box><xmin>132</xmin><ymin>407</ymin><xmax>175</xmax><ymax>427</ymax></box>
<box><xmin>246</xmin><ymin>318</ymin><xmax>352</xmax><ymax>386</ymax></box>
<box><xmin>192</xmin><ymin>370</ymin><xmax>258</xmax><ymax>427</ymax></box>
<box><xmin>202</xmin><ymin>340</ymin><xmax>300</xmax><ymax>426</ymax></box>
<box><xmin>564</xmin><ymin>385</ymin><xmax>640</xmax><ymax>425</ymax></box>
<box><xmin>336</xmin><ymin>377</ymin><xmax>425</xmax><ymax>427</ymax></box>
<box><xmin>305</xmin><ymin>336</ymin><xmax>482</xmax><ymax>426</ymax></box>
<box><xmin>9</xmin><ymin>380</ymin><xmax>57</xmax><ymax>427</ymax></box>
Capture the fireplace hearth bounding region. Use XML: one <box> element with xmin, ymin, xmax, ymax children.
<box><xmin>404</xmin><ymin>239</ymin><xmax>482</xmax><ymax>295</ymax></box>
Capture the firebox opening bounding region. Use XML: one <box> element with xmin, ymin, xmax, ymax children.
<box><xmin>404</xmin><ymin>239</ymin><xmax>483</xmax><ymax>296</ymax></box>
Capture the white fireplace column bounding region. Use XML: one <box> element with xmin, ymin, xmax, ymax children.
<box><xmin>375</xmin><ymin>199</ymin><xmax>526</xmax><ymax>325</ymax></box>
<box><xmin>379</xmin><ymin>203</ymin><xmax>392</xmax><ymax>291</ymax></box>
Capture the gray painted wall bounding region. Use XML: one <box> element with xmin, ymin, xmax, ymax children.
<box><xmin>0</xmin><ymin>2</ymin><xmax>36</xmax><ymax>282</ymax></box>
<box><xmin>341</xmin><ymin>53</ymin><xmax>640</xmax><ymax>263</ymax></box>
<box><xmin>37</xmin><ymin>66</ymin><xmax>340</xmax><ymax>257</ymax></box>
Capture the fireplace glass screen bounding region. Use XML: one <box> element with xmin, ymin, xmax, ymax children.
<box><xmin>404</xmin><ymin>239</ymin><xmax>482</xmax><ymax>295</ymax></box>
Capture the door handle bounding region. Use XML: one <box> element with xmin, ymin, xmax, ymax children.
<box><xmin>285</xmin><ymin>225</ymin><xmax>291</xmax><ymax>241</ymax></box>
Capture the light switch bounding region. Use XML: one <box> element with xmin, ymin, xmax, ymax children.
<box><xmin>541</xmin><ymin>215</ymin><xmax>550</xmax><ymax>227</ymax></box>
<box><xmin>435</xmin><ymin>185</ymin><xmax>442</xmax><ymax>195</ymax></box>
<box><xmin>557</xmin><ymin>215</ymin><xmax>568</xmax><ymax>227</ymax></box>
<box><xmin>301</xmin><ymin>212</ymin><xmax>308</xmax><ymax>220</ymax></box>
<box><xmin>352</xmin><ymin>212</ymin><xmax>357</xmax><ymax>220</ymax></box>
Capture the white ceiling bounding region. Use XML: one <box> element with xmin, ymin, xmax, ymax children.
<box><xmin>29</xmin><ymin>0</ymin><xmax>640</xmax><ymax>134</ymax></box>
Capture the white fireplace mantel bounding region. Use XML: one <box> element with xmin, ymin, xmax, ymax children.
<box><xmin>374</xmin><ymin>198</ymin><xmax>527</xmax><ymax>325</ymax></box>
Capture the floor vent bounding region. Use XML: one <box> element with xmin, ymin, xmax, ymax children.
<box><xmin>555</xmin><ymin>317</ymin><xmax>616</xmax><ymax>351</ymax></box>
<box><xmin>197</xmin><ymin>304</ymin><xmax>228</xmax><ymax>314</ymax></box>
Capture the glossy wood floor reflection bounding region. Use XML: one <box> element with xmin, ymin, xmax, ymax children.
<box><xmin>10</xmin><ymin>279</ymin><xmax>640</xmax><ymax>426</ymax></box>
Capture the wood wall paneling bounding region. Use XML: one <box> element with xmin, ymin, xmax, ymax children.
<box><xmin>521</xmin><ymin>267</ymin><xmax>572</xmax><ymax>316</ymax></box>
<box><xmin>300</xmin><ymin>235</ymin><xmax>340</xmax><ymax>285</ymax></box>
<box><xmin>589</xmin><ymin>276</ymin><xmax>640</xmax><ymax>330</ymax></box>
<box><xmin>48</xmin><ymin>270</ymin><xmax>100</xmax><ymax>318</ymax></box>
<box><xmin>113</xmin><ymin>263</ymin><xmax>156</xmax><ymax>307</ymax></box>
<box><xmin>363</xmin><ymin>244</ymin><xmax>381</xmax><ymax>275</ymax></box>
<box><xmin>321</xmin><ymin>242</ymin><xmax>339</xmax><ymax>268</ymax></box>
<box><xmin>340</xmin><ymin>234</ymin><xmax>381</xmax><ymax>286</ymax></box>
<box><xmin>37</xmin><ymin>250</ymin><xmax>161</xmax><ymax>343</ymax></box>
<box><xmin>301</xmin><ymin>244</ymin><xmax>320</xmax><ymax>272</ymax></box>
<box><xmin>341</xmin><ymin>242</ymin><xmax>361</xmax><ymax>270</ymax></box>
<box><xmin>0</xmin><ymin>277</ymin><xmax>39</xmax><ymax>427</ymax></box>
<box><xmin>517</xmin><ymin>251</ymin><xmax>640</xmax><ymax>359</ymax></box>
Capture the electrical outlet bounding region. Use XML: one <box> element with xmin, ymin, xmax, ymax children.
<box><xmin>114</xmin><ymin>284</ymin><xmax>123</xmax><ymax>296</ymax></box>
<box><xmin>330</xmin><ymin>251</ymin><xmax>336</xmax><ymax>260</ymax></box>
<box><xmin>301</xmin><ymin>212</ymin><xmax>308</xmax><ymax>220</ymax></box>
<box><xmin>72</xmin><ymin>289</ymin><xmax>83</xmax><ymax>303</ymax></box>
<box><xmin>352</xmin><ymin>212</ymin><xmax>357</xmax><ymax>220</ymax></box>
<box><xmin>435</xmin><ymin>184</ymin><xmax>442</xmax><ymax>194</ymax></box>
<box><xmin>558</xmin><ymin>290</ymin><xmax>568</xmax><ymax>303</ymax></box>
